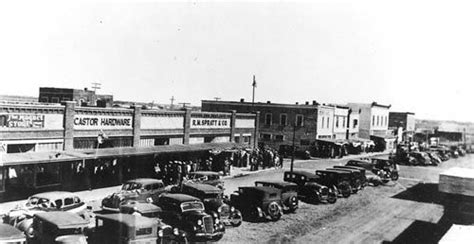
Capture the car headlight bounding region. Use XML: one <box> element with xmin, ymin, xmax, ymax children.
<box><xmin>231</xmin><ymin>206</ymin><xmax>235</xmax><ymax>212</ymax></box>
<box><xmin>217</xmin><ymin>207</ymin><xmax>222</xmax><ymax>213</ymax></box>
<box><xmin>215</xmin><ymin>218</ymin><xmax>220</xmax><ymax>224</ymax></box>
<box><xmin>158</xmin><ymin>230</ymin><xmax>163</xmax><ymax>237</ymax></box>
<box><xmin>173</xmin><ymin>228</ymin><xmax>179</xmax><ymax>236</ymax></box>
<box><xmin>212</xmin><ymin>212</ymin><xmax>218</xmax><ymax>218</ymax></box>
<box><xmin>197</xmin><ymin>219</ymin><xmax>202</xmax><ymax>225</ymax></box>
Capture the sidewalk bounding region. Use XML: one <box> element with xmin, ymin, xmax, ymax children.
<box><xmin>0</xmin><ymin>151</ymin><xmax>387</xmax><ymax>215</ymax></box>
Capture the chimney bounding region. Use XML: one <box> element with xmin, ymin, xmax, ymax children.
<box><xmin>312</xmin><ymin>100</ymin><xmax>317</xmax><ymax>105</ymax></box>
<box><xmin>267</xmin><ymin>101</ymin><xmax>271</xmax><ymax>104</ymax></box>
<box><xmin>305</xmin><ymin>101</ymin><xmax>309</xmax><ymax>105</ymax></box>
<box><xmin>295</xmin><ymin>102</ymin><xmax>299</xmax><ymax>105</ymax></box>
<box><xmin>84</xmin><ymin>88</ymin><xmax>88</xmax><ymax>91</ymax></box>
<box><xmin>240</xmin><ymin>98</ymin><xmax>245</xmax><ymax>102</ymax></box>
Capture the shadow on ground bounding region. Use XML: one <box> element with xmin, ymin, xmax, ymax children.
<box><xmin>385</xmin><ymin>183</ymin><xmax>474</xmax><ymax>244</ymax></box>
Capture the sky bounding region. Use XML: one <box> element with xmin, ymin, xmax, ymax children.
<box><xmin>1</xmin><ymin>0</ymin><xmax>474</xmax><ymax>122</ymax></box>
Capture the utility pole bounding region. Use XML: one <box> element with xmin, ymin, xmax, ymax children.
<box><xmin>91</xmin><ymin>82</ymin><xmax>101</xmax><ymax>92</ymax></box>
<box><xmin>170</xmin><ymin>96</ymin><xmax>175</xmax><ymax>108</ymax></box>
<box><xmin>251</xmin><ymin>75</ymin><xmax>256</xmax><ymax>111</ymax></box>
<box><xmin>291</xmin><ymin>122</ymin><xmax>297</xmax><ymax>173</ymax></box>
<box><xmin>179</xmin><ymin>102</ymin><xmax>190</xmax><ymax>109</ymax></box>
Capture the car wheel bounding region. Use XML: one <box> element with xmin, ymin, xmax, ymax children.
<box><xmin>212</xmin><ymin>233</ymin><xmax>224</xmax><ymax>242</ymax></box>
<box><xmin>327</xmin><ymin>194</ymin><xmax>337</xmax><ymax>204</ymax></box>
<box><xmin>230</xmin><ymin>210</ymin><xmax>243</xmax><ymax>227</ymax></box>
<box><xmin>287</xmin><ymin>196</ymin><xmax>298</xmax><ymax>213</ymax></box>
<box><xmin>267</xmin><ymin>202</ymin><xmax>281</xmax><ymax>221</ymax></box>
<box><xmin>340</xmin><ymin>186</ymin><xmax>351</xmax><ymax>198</ymax></box>
<box><xmin>391</xmin><ymin>172</ymin><xmax>399</xmax><ymax>181</ymax></box>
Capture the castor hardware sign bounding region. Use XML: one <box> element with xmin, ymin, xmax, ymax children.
<box><xmin>74</xmin><ymin>115</ymin><xmax>133</xmax><ymax>130</ymax></box>
<box><xmin>191</xmin><ymin>118</ymin><xmax>230</xmax><ymax>129</ymax></box>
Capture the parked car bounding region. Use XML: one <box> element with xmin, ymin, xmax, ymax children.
<box><xmin>254</xmin><ymin>181</ymin><xmax>299</xmax><ymax>212</ymax></box>
<box><xmin>188</xmin><ymin>171</ymin><xmax>224</xmax><ymax>190</ymax></box>
<box><xmin>229</xmin><ymin>186</ymin><xmax>283</xmax><ymax>221</ymax></box>
<box><xmin>408</xmin><ymin>152</ymin><xmax>433</xmax><ymax>166</ymax></box>
<box><xmin>346</xmin><ymin>159</ymin><xmax>392</xmax><ymax>183</ymax></box>
<box><xmin>333</xmin><ymin>166</ymin><xmax>368</xmax><ymax>187</ymax></box>
<box><xmin>3</xmin><ymin>191</ymin><xmax>88</xmax><ymax>238</ymax></box>
<box><xmin>153</xmin><ymin>193</ymin><xmax>225</xmax><ymax>242</ymax></box>
<box><xmin>314</xmin><ymin>170</ymin><xmax>352</xmax><ymax>198</ymax></box>
<box><xmin>326</xmin><ymin>168</ymin><xmax>361</xmax><ymax>193</ymax></box>
<box><xmin>92</xmin><ymin>213</ymin><xmax>163</xmax><ymax>244</ymax></box>
<box><xmin>370</xmin><ymin>158</ymin><xmax>400</xmax><ymax>180</ymax></box>
<box><xmin>427</xmin><ymin>152</ymin><xmax>442</xmax><ymax>166</ymax></box>
<box><xmin>178</xmin><ymin>183</ymin><xmax>243</xmax><ymax>227</ymax></box>
<box><xmin>283</xmin><ymin>171</ymin><xmax>337</xmax><ymax>204</ymax></box>
<box><xmin>30</xmin><ymin>212</ymin><xmax>89</xmax><ymax>244</ymax></box>
<box><xmin>0</xmin><ymin>223</ymin><xmax>26</xmax><ymax>244</ymax></box>
<box><xmin>101</xmin><ymin>178</ymin><xmax>170</xmax><ymax>211</ymax></box>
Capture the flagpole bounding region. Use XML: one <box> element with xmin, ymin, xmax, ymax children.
<box><xmin>252</xmin><ymin>75</ymin><xmax>256</xmax><ymax>111</ymax></box>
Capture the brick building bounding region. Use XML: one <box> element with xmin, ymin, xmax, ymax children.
<box><xmin>202</xmin><ymin>99</ymin><xmax>320</xmax><ymax>151</ymax></box>
<box><xmin>39</xmin><ymin>87</ymin><xmax>114</xmax><ymax>107</ymax></box>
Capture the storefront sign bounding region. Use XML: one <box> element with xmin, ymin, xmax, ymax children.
<box><xmin>191</xmin><ymin>118</ymin><xmax>230</xmax><ymax>129</ymax></box>
<box><xmin>0</xmin><ymin>114</ymin><xmax>45</xmax><ymax>128</ymax></box>
<box><xmin>74</xmin><ymin>115</ymin><xmax>133</xmax><ymax>130</ymax></box>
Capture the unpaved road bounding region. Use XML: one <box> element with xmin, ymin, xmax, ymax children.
<box><xmin>219</xmin><ymin>155</ymin><xmax>474</xmax><ymax>244</ymax></box>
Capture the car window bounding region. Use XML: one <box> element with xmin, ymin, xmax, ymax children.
<box><xmin>144</xmin><ymin>184</ymin><xmax>153</xmax><ymax>191</ymax></box>
<box><xmin>64</xmin><ymin>197</ymin><xmax>74</xmax><ymax>206</ymax></box>
<box><xmin>74</xmin><ymin>197</ymin><xmax>81</xmax><ymax>204</ymax></box>
<box><xmin>55</xmin><ymin>199</ymin><xmax>63</xmax><ymax>208</ymax></box>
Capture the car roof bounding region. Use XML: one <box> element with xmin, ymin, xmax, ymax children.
<box><xmin>255</xmin><ymin>181</ymin><xmax>297</xmax><ymax>187</ymax></box>
<box><xmin>0</xmin><ymin>223</ymin><xmax>25</xmax><ymax>241</ymax></box>
<box><xmin>183</xmin><ymin>183</ymin><xmax>221</xmax><ymax>193</ymax></box>
<box><xmin>30</xmin><ymin>191</ymin><xmax>79</xmax><ymax>200</ymax></box>
<box><xmin>189</xmin><ymin>171</ymin><xmax>221</xmax><ymax>176</ymax></box>
<box><xmin>239</xmin><ymin>186</ymin><xmax>281</xmax><ymax>194</ymax></box>
<box><xmin>34</xmin><ymin>212</ymin><xmax>89</xmax><ymax>228</ymax></box>
<box><xmin>125</xmin><ymin>178</ymin><xmax>163</xmax><ymax>185</ymax></box>
<box><xmin>159</xmin><ymin>193</ymin><xmax>201</xmax><ymax>203</ymax></box>
<box><xmin>285</xmin><ymin>170</ymin><xmax>318</xmax><ymax>178</ymax></box>
<box><xmin>324</xmin><ymin>169</ymin><xmax>351</xmax><ymax>174</ymax></box>
<box><xmin>96</xmin><ymin>213</ymin><xmax>156</xmax><ymax>227</ymax></box>
<box><xmin>120</xmin><ymin>202</ymin><xmax>161</xmax><ymax>213</ymax></box>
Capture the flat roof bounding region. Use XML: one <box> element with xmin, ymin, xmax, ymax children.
<box><xmin>202</xmin><ymin>100</ymin><xmax>321</xmax><ymax>109</ymax></box>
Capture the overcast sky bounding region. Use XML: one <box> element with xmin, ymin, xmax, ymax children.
<box><xmin>1</xmin><ymin>0</ymin><xmax>473</xmax><ymax>122</ymax></box>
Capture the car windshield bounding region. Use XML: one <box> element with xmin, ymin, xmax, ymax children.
<box><xmin>180</xmin><ymin>202</ymin><xmax>204</xmax><ymax>212</ymax></box>
<box><xmin>122</xmin><ymin>183</ymin><xmax>142</xmax><ymax>191</ymax></box>
<box><xmin>26</xmin><ymin>197</ymin><xmax>51</xmax><ymax>208</ymax></box>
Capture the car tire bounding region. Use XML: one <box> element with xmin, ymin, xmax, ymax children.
<box><xmin>267</xmin><ymin>202</ymin><xmax>281</xmax><ymax>221</ymax></box>
<box><xmin>391</xmin><ymin>172</ymin><xmax>399</xmax><ymax>181</ymax></box>
<box><xmin>230</xmin><ymin>210</ymin><xmax>243</xmax><ymax>227</ymax></box>
<box><xmin>327</xmin><ymin>194</ymin><xmax>337</xmax><ymax>204</ymax></box>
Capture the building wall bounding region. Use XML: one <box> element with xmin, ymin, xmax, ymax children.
<box><xmin>348</xmin><ymin>103</ymin><xmax>390</xmax><ymax>139</ymax></box>
<box><xmin>0</xmin><ymin>102</ymin><xmax>256</xmax><ymax>154</ymax></box>
<box><xmin>317</xmin><ymin>106</ymin><xmax>334</xmax><ymax>139</ymax></box>
<box><xmin>333</xmin><ymin>106</ymin><xmax>348</xmax><ymax>139</ymax></box>
<box><xmin>202</xmin><ymin>100</ymin><xmax>318</xmax><ymax>150</ymax></box>
<box><xmin>348</xmin><ymin>111</ymin><xmax>360</xmax><ymax>138</ymax></box>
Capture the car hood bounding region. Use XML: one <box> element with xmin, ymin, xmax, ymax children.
<box><xmin>182</xmin><ymin>210</ymin><xmax>209</xmax><ymax>220</ymax></box>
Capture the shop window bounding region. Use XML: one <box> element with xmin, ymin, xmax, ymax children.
<box><xmin>234</xmin><ymin>136</ymin><xmax>240</xmax><ymax>143</ymax></box>
<box><xmin>327</xmin><ymin>117</ymin><xmax>330</xmax><ymax>128</ymax></box>
<box><xmin>265</xmin><ymin>113</ymin><xmax>272</xmax><ymax>125</ymax></box>
<box><xmin>275</xmin><ymin>135</ymin><xmax>284</xmax><ymax>141</ymax></box>
<box><xmin>372</xmin><ymin>116</ymin><xmax>375</xmax><ymax>126</ymax></box>
<box><xmin>261</xmin><ymin>134</ymin><xmax>271</xmax><ymax>141</ymax></box>
<box><xmin>296</xmin><ymin>115</ymin><xmax>304</xmax><ymax>127</ymax></box>
<box><xmin>321</xmin><ymin>116</ymin><xmax>325</xmax><ymax>128</ymax></box>
<box><xmin>36</xmin><ymin>163</ymin><xmax>60</xmax><ymax>186</ymax></box>
<box><xmin>335</xmin><ymin>117</ymin><xmax>339</xmax><ymax>128</ymax></box>
<box><xmin>280</xmin><ymin>114</ymin><xmax>287</xmax><ymax>126</ymax></box>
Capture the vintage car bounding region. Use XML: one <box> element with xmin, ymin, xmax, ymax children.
<box><xmin>346</xmin><ymin>159</ymin><xmax>394</xmax><ymax>182</ymax></box>
<box><xmin>3</xmin><ymin>191</ymin><xmax>88</xmax><ymax>237</ymax></box>
<box><xmin>283</xmin><ymin>171</ymin><xmax>337</xmax><ymax>204</ymax></box>
<box><xmin>314</xmin><ymin>170</ymin><xmax>352</xmax><ymax>198</ymax></box>
<box><xmin>230</xmin><ymin>186</ymin><xmax>283</xmax><ymax>222</ymax></box>
<box><xmin>92</xmin><ymin>213</ymin><xmax>164</xmax><ymax>244</ymax></box>
<box><xmin>408</xmin><ymin>152</ymin><xmax>433</xmax><ymax>166</ymax></box>
<box><xmin>254</xmin><ymin>181</ymin><xmax>299</xmax><ymax>212</ymax></box>
<box><xmin>30</xmin><ymin>211</ymin><xmax>88</xmax><ymax>244</ymax></box>
<box><xmin>333</xmin><ymin>166</ymin><xmax>367</xmax><ymax>187</ymax></box>
<box><xmin>179</xmin><ymin>183</ymin><xmax>243</xmax><ymax>227</ymax></box>
<box><xmin>427</xmin><ymin>152</ymin><xmax>442</xmax><ymax>166</ymax></box>
<box><xmin>153</xmin><ymin>193</ymin><xmax>225</xmax><ymax>242</ymax></box>
<box><xmin>0</xmin><ymin>223</ymin><xmax>26</xmax><ymax>244</ymax></box>
<box><xmin>188</xmin><ymin>171</ymin><xmax>224</xmax><ymax>190</ymax></box>
<box><xmin>101</xmin><ymin>178</ymin><xmax>170</xmax><ymax>211</ymax></box>
<box><xmin>326</xmin><ymin>168</ymin><xmax>362</xmax><ymax>193</ymax></box>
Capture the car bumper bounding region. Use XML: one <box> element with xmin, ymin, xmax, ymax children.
<box><xmin>100</xmin><ymin>205</ymin><xmax>120</xmax><ymax>212</ymax></box>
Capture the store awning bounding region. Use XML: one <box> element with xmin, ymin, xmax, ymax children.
<box><xmin>0</xmin><ymin>142</ymin><xmax>246</xmax><ymax>166</ymax></box>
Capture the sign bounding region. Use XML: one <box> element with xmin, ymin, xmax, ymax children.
<box><xmin>0</xmin><ymin>114</ymin><xmax>45</xmax><ymax>128</ymax></box>
<box><xmin>74</xmin><ymin>115</ymin><xmax>133</xmax><ymax>130</ymax></box>
<box><xmin>191</xmin><ymin>118</ymin><xmax>230</xmax><ymax>129</ymax></box>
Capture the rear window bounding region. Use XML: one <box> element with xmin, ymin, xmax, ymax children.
<box><xmin>64</xmin><ymin>197</ymin><xmax>74</xmax><ymax>206</ymax></box>
<box><xmin>136</xmin><ymin>227</ymin><xmax>152</xmax><ymax>236</ymax></box>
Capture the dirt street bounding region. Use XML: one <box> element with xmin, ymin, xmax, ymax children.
<box><xmin>219</xmin><ymin>155</ymin><xmax>474</xmax><ymax>244</ymax></box>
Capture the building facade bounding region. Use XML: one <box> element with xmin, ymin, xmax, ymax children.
<box><xmin>389</xmin><ymin>112</ymin><xmax>415</xmax><ymax>141</ymax></box>
<box><xmin>316</xmin><ymin>105</ymin><xmax>334</xmax><ymax>140</ymax></box>
<box><xmin>332</xmin><ymin>106</ymin><xmax>349</xmax><ymax>140</ymax></box>
<box><xmin>202</xmin><ymin>99</ymin><xmax>320</xmax><ymax>150</ymax></box>
<box><xmin>0</xmin><ymin>102</ymin><xmax>256</xmax><ymax>154</ymax></box>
